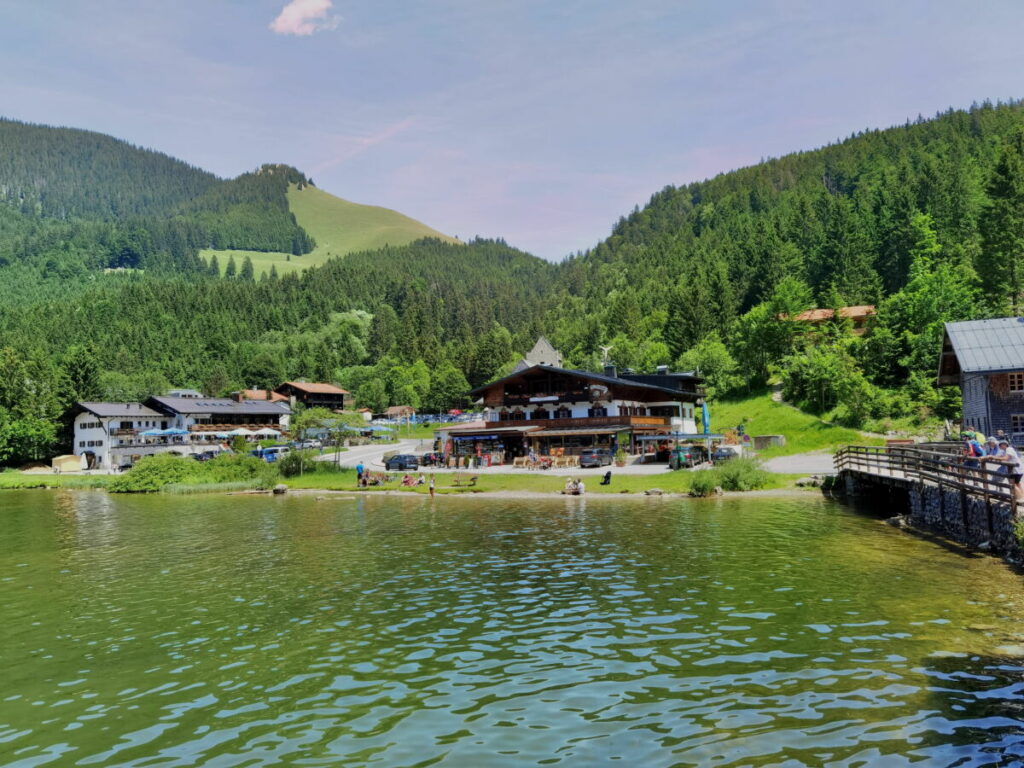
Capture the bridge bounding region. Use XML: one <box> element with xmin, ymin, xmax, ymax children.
<box><xmin>834</xmin><ymin>442</ymin><xmax>1019</xmax><ymax>503</ymax></box>
<box><xmin>833</xmin><ymin>442</ymin><xmax>1021</xmax><ymax>554</ymax></box>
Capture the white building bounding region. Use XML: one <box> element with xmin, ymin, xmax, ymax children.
<box><xmin>72</xmin><ymin>402</ymin><xmax>194</xmax><ymax>470</ymax></box>
<box><xmin>71</xmin><ymin>394</ymin><xmax>292</xmax><ymax>470</ymax></box>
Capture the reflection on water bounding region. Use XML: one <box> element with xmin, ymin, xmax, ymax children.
<box><xmin>1</xmin><ymin>490</ymin><xmax>1023</xmax><ymax>766</ymax></box>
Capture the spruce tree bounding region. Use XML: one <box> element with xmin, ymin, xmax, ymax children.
<box><xmin>224</xmin><ymin>255</ymin><xmax>237</xmax><ymax>279</ymax></box>
<box><xmin>979</xmin><ymin>128</ymin><xmax>1024</xmax><ymax>313</ymax></box>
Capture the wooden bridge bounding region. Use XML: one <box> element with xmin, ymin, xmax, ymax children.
<box><xmin>834</xmin><ymin>443</ymin><xmax>1020</xmax><ymax>505</ymax></box>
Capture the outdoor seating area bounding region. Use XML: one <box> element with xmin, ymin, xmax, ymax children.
<box><xmin>511</xmin><ymin>455</ymin><xmax>580</xmax><ymax>470</ymax></box>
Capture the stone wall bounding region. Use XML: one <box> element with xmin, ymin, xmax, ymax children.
<box><xmin>843</xmin><ymin>471</ymin><xmax>1021</xmax><ymax>558</ymax></box>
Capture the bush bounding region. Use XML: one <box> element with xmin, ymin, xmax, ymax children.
<box><xmin>716</xmin><ymin>458</ymin><xmax>770</xmax><ymax>491</ymax></box>
<box><xmin>108</xmin><ymin>452</ymin><xmax>276</xmax><ymax>493</ymax></box>
<box><xmin>688</xmin><ymin>470</ymin><xmax>720</xmax><ymax>497</ymax></box>
<box><xmin>108</xmin><ymin>454</ymin><xmax>195</xmax><ymax>493</ymax></box>
<box><xmin>688</xmin><ymin>458</ymin><xmax>771</xmax><ymax>496</ymax></box>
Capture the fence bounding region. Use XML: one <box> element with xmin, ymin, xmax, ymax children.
<box><xmin>834</xmin><ymin>443</ymin><xmax>1019</xmax><ymax>503</ymax></box>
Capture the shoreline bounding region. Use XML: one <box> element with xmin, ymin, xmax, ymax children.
<box><xmin>286</xmin><ymin>487</ymin><xmax>816</xmax><ymax>501</ymax></box>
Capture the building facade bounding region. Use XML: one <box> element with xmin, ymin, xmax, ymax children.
<box><xmin>72</xmin><ymin>402</ymin><xmax>185</xmax><ymax>469</ymax></box>
<box><xmin>938</xmin><ymin>317</ymin><xmax>1024</xmax><ymax>442</ymax></box>
<box><xmin>275</xmin><ymin>381</ymin><xmax>351</xmax><ymax>410</ymax></box>
<box><xmin>445</xmin><ymin>364</ymin><xmax>703</xmax><ymax>462</ymax></box>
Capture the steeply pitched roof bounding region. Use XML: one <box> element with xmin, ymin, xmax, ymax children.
<box><xmin>75</xmin><ymin>402</ymin><xmax>162</xmax><ymax>418</ymax></box>
<box><xmin>278</xmin><ymin>381</ymin><xmax>350</xmax><ymax>395</ymax></box>
<box><xmin>239</xmin><ymin>389</ymin><xmax>288</xmax><ymax>402</ymax></box>
<box><xmin>146</xmin><ymin>396</ymin><xmax>291</xmax><ymax>416</ymax></box>
<box><xmin>943</xmin><ymin>318</ymin><xmax>1024</xmax><ymax>374</ymax></box>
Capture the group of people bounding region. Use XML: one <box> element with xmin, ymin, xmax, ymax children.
<box><xmin>562</xmin><ymin>477</ymin><xmax>586</xmax><ymax>495</ymax></box>
<box><xmin>961</xmin><ymin>429</ymin><xmax>1024</xmax><ymax>497</ymax></box>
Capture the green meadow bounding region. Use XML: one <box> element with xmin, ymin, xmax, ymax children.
<box><xmin>202</xmin><ymin>185</ymin><xmax>459</xmax><ymax>276</ymax></box>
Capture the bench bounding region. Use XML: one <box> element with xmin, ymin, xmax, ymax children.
<box><xmin>452</xmin><ymin>474</ymin><xmax>479</xmax><ymax>487</ymax></box>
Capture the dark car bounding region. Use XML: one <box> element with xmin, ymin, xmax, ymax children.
<box><xmin>385</xmin><ymin>454</ymin><xmax>420</xmax><ymax>471</ymax></box>
<box><xmin>420</xmin><ymin>451</ymin><xmax>444</xmax><ymax>467</ymax></box>
<box><xmin>669</xmin><ymin>445</ymin><xmax>704</xmax><ymax>470</ymax></box>
<box><xmin>712</xmin><ymin>445</ymin><xmax>743</xmax><ymax>463</ymax></box>
<box><xmin>579</xmin><ymin>449</ymin><xmax>613</xmax><ymax>468</ymax></box>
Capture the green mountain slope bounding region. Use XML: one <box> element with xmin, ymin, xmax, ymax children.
<box><xmin>202</xmin><ymin>185</ymin><xmax>459</xmax><ymax>275</ymax></box>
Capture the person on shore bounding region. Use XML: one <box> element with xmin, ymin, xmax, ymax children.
<box><xmin>985</xmin><ymin>436</ymin><xmax>1000</xmax><ymax>456</ymax></box>
<box><xmin>429</xmin><ymin>475</ymin><xmax>436</xmax><ymax>498</ymax></box>
<box><xmin>355</xmin><ymin>462</ymin><xmax>365</xmax><ymax>483</ymax></box>
<box><xmin>575</xmin><ymin>477</ymin><xmax>586</xmax><ymax>495</ymax></box>
<box><xmin>416</xmin><ymin>473</ymin><xmax>426</xmax><ymax>485</ymax></box>
<box><xmin>963</xmin><ymin>434</ymin><xmax>983</xmax><ymax>480</ymax></box>
<box><xmin>998</xmin><ymin>439</ymin><xmax>1024</xmax><ymax>501</ymax></box>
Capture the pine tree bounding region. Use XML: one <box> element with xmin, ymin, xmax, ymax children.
<box><xmin>240</xmin><ymin>256</ymin><xmax>254</xmax><ymax>281</ymax></box>
<box><xmin>224</xmin><ymin>255</ymin><xmax>237</xmax><ymax>279</ymax></box>
<box><xmin>979</xmin><ymin>128</ymin><xmax>1024</xmax><ymax>313</ymax></box>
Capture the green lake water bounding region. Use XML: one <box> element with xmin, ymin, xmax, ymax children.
<box><xmin>1</xmin><ymin>490</ymin><xmax>1023</xmax><ymax>767</ymax></box>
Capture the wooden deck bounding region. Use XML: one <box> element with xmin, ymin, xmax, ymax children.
<box><xmin>834</xmin><ymin>443</ymin><xmax>1020</xmax><ymax>504</ymax></box>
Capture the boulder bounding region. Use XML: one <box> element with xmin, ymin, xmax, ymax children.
<box><xmin>645</xmin><ymin>488</ymin><xmax>664</xmax><ymax>496</ymax></box>
<box><xmin>273</xmin><ymin>484</ymin><xmax>288</xmax><ymax>495</ymax></box>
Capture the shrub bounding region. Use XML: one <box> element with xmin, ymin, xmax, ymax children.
<box><xmin>108</xmin><ymin>454</ymin><xmax>195</xmax><ymax>493</ymax></box>
<box><xmin>688</xmin><ymin>470</ymin><xmax>719</xmax><ymax>497</ymax></box>
<box><xmin>716</xmin><ymin>458</ymin><xmax>770</xmax><ymax>491</ymax></box>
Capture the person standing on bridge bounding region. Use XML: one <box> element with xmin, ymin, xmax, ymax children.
<box><xmin>997</xmin><ymin>439</ymin><xmax>1024</xmax><ymax>501</ymax></box>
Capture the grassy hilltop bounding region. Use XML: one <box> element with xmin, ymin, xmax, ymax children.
<box><xmin>202</xmin><ymin>185</ymin><xmax>460</xmax><ymax>276</ymax></box>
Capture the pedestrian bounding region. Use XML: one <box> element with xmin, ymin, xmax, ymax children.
<box><xmin>429</xmin><ymin>475</ymin><xmax>436</xmax><ymax>498</ymax></box>
<box><xmin>356</xmin><ymin>461</ymin><xmax>364</xmax><ymax>483</ymax></box>
<box><xmin>998</xmin><ymin>439</ymin><xmax>1024</xmax><ymax>500</ymax></box>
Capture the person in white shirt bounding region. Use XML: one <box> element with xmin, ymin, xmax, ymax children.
<box><xmin>998</xmin><ymin>440</ymin><xmax>1024</xmax><ymax>500</ymax></box>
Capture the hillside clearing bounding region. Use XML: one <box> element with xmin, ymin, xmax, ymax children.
<box><xmin>202</xmin><ymin>185</ymin><xmax>459</xmax><ymax>276</ymax></box>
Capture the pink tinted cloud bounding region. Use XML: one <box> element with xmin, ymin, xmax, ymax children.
<box><xmin>269</xmin><ymin>0</ymin><xmax>339</xmax><ymax>36</ymax></box>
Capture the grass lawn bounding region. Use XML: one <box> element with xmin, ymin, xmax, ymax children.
<box><xmin>0</xmin><ymin>471</ymin><xmax>113</xmax><ymax>490</ymax></box>
<box><xmin>710</xmin><ymin>390</ymin><xmax>883</xmax><ymax>457</ymax></box>
<box><xmin>283</xmin><ymin>467</ymin><xmax>804</xmax><ymax>496</ymax></box>
<box><xmin>202</xmin><ymin>185</ymin><xmax>460</xmax><ymax>277</ymax></box>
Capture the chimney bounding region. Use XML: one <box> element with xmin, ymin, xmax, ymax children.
<box><xmin>604</xmin><ymin>364</ymin><xmax>617</xmax><ymax>378</ymax></box>
<box><xmin>231</xmin><ymin>391</ymin><xmax>244</xmax><ymax>402</ymax></box>
<box><xmin>656</xmin><ymin>365</ymin><xmax>669</xmax><ymax>375</ymax></box>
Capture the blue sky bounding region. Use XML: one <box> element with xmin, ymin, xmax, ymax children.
<box><xmin>1</xmin><ymin>0</ymin><xmax>1023</xmax><ymax>260</ymax></box>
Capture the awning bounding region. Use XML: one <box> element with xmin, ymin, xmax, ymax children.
<box><xmin>444</xmin><ymin>425</ymin><xmax>543</xmax><ymax>436</ymax></box>
<box><xmin>634</xmin><ymin>433</ymin><xmax>726</xmax><ymax>441</ymax></box>
<box><xmin>531</xmin><ymin>427</ymin><xmax>624</xmax><ymax>437</ymax></box>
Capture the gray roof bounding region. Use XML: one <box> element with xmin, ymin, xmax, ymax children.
<box><xmin>469</xmin><ymin>364</ymin><xmax>700</xmax><ymax>399</ymax></box>
<box><xmin>76</xmin><ymin>402</ymin><xmax>162</xmax><ymax>418</ymax></box>
<box><xmin>945</xmin><ymin>318</ymin><xmax>1024</xmax><ymax>374</ymax></box>
<box><xmin>146</xmin><ymin>396</ymin><xmax>291</xmax><ymax>416</ymax></box>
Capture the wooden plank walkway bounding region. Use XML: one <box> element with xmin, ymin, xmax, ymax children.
<box><xmin>834</xmin><ymin>443</ymin><xmax>1020</xmax><ymax>505</ymax></box>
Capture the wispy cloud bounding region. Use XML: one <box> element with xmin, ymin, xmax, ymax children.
<box><xmin>269</xmin><ymin>0</ymin><xmax>339</xmax><ymax>36</ymax></box>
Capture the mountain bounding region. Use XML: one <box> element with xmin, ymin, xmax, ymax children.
<box><xmin>201</xmin><ymin>184</ymin><xmax>460</xmax><ymax>276</ymax></box>
<box><xmin>3</xmin><ymin>101</ymin><xmax>1024</xmax><ymax>465</ymax></box>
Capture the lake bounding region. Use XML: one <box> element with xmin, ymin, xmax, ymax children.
<box><xmin>1</xmin><ymin>490</ymin><xmax>1023</xmax><ymax>766</ymax></box>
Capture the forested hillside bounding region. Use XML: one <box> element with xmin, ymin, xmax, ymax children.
<box><xmin>3</xmin><ymin>101</ymin><xmax>1024</xmax><ymax>465</ymax></box>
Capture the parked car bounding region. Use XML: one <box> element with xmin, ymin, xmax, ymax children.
<box><xmin>669</xmin><ymin>445</ymin><xmax>705</xmax><ymax>470</ymax></box>
<box><xmin>579</xmin><ymin>449</ymin><xmax>613</xmax><ymax>468</ymax></box>
<box><xmin>420</xmin><ymin>451</ymin><xmax>444</xmax><ymax>466</ymax></box>
<box><xmin>385</xmin><ymin>454</ymin><xmax>419</xmax><ymax>471</ymax></box>
<box><xmin>253</xmin><ymin>445</ymin><xmax>291</xmax><ymax>463</ymax></box>
<box><xmin>293</xmin><ymin>439</ymin><xmax>322</xmax><ymax>450</ymax></box>
<box><xmin>192</xmin><ymin>450</ymin><xmax>219</xmax><ymax>462</ymax></box>
<box><xmin>712</xmin><ymin>445</ymin><xmax>744</xmax><ymax>463</ymax></box>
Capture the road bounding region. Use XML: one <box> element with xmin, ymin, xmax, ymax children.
<box><xmin>316</xmin><ymin>439</ymin><xmax>428</xmax><ymax>469</ymax></box>
<box><xmin>761</xmin><ymin>451</ymin><xmax>836</xmax><ymax>475</ymax></box>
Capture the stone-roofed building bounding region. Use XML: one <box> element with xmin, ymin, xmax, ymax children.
<box><xmin>513</xmin><ymin>336</ymin><xmax>563</xmax><ymax>373</ymax></box>
<box><xmin>275</xmin><ymin>381</ymin><xmax>351</xmax><ymax>410</ymax></box>
<box><xmin>939</xmin><ymin>317</ymin><xmax>1024</xmax><ymax>441</ymax></box>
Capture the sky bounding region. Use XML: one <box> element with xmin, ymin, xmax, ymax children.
<box><xmin>1</xmin><ymin>0</ymin><xmax>1023</xmax><ymax>260</ymax></box>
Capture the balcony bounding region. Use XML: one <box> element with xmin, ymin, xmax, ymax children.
<box><xmin>495</xmin><ymin>415</ymin><xmax>670</xmax><ymax>430</ymax></box>
<box><xmin>500</xmin><ymin>390</ymin><xmax>592</xmax><ymax>406</ymax></box>
<box><xmin>111</xmin><ymin>428</ymin><xmax>138</xmax><ymax>436</ymax></box>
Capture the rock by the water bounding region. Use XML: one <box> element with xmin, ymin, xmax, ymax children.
<box><xmin>273</xmin><ymin>484</ymin><xmax>288</xmax><ymax>495</ymax></box>
<box><xmin>645</xmin><ymin>488</ymin><xmax>664</xmax><ymax>496</ymax></box>
<box><xmin>796</xmin><ymin>476</ymin><xmax>822</xmax><ymax>488</ymax></box>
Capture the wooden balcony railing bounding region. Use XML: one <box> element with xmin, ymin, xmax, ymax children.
<box><xmin>494</xmin><ymin>415</ymin><xmax>669</xmax><ymax>430</ymax></box>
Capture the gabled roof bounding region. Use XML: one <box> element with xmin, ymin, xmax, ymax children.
<box><xmin>146</xmin><ymin>395</ymin><xmax>291</xmax><ymax>416</ymax></box>
<box><xmin>239</xmin><ymin>389</ymin><xmax>289</xmax><ymax>402</ymax></box>
<box><xmin>470</xmin><ymin>364</ymin><xmax>699</xmax><ymax>399</ymax></box>
<box><xmin>75</xmin><ymin>402</ymin><xmax>162</xmax><ymax>418</ymax></box>
<box><xmin>277</xmin><ymin>381</ymin><xmax>350</xmax><ymax>395</ymax></box>
<box><xmin>942</xmin><ymin>318</ymin><xmax>1024</xmax><ymax>375</ymax></box>
<box><xmin>794</xmin><ymin>305</ymin><xmax>876</xmax><ymax>322</ymax></box>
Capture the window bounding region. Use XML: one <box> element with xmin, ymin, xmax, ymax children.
<box><xmin>555</xmin><ymin>407</ymin><xmax>572</xmax><ymax>419</ymax></box>
<box><xmin>1011</xmin><ymin>373</ymin><xmax>1024</xmax><ymax>392</ymax></box>
<box><xmin>588</xmin><ymin>407</ymin><xmax>608</xmax><ymax>418</ymax></box>
<box><xmin>1012</xmin><ymin>414</ymin><xmax>1024</xmax><ymax>434</ymax></box>
<box><xmin>79</xmin><ymin>441</ymin><xmax>85</xmax><ymax>448</ymax></box>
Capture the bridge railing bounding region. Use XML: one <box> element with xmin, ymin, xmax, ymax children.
<box><xmin>834</xmin><ymin>443</ymin><xmax>1017</xmax><ymax>502</ymax></box>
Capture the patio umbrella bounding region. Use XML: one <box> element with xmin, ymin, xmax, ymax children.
<box><xmin>701</xmin><ymin>402</ymin><xmax>710</xmax><ymax>435</ymax></box>
<box><xmin>227</xmin><ymin>428</ymin><xmax>256</xmax><ymax>436</ymax></box>
<box><xmin>253</xmin><ymin>428</ymin><xmax>281</xmax><ymax>436</ymax></box>
<box><xmin>139</xmin><ymin>428</ymin><xmax>163</xmax><ymax>437</ymax></box>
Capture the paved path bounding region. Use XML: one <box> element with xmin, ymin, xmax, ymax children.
<box><xmin>316</xmin><ymin>439</ymin><xmax>428</xmax><ymax>469</ymax></box>
<box><xmin>762</xmin><ymin>451</ymin><xmax>835</xmax><ymax>475</ymax></box>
